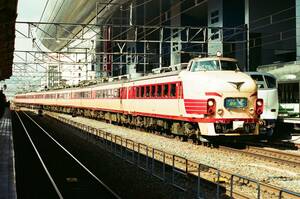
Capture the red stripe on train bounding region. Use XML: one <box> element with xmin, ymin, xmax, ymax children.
<box><xmin>184</xmin><ymin>99</ymin><xmax>207</xmax><ymax>114</ymax></box>
<box><xmin>205</xmin><ymin>92</ymin><xmax>222</xmax><ymax>97</ymax></box>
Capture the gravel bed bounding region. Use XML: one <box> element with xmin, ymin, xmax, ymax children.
<box><xmin>47</xmin><ymin>112</ymin><xmax>300</xmax><ymax>194</ymax></box>
<box><xmin>262</xmin><ymin>147</ymin><xmax>300</xmax><ymax>156</ymax></box>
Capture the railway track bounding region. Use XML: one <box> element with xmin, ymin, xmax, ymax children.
<box><xmin>13</xmin><ymin>111</ymin><xmax>120</xmax><ymax>199</ymax></box>
<box><xmin>220</xmin><ymin>146</ymin><xmax>300</xmax><ymax>168</ymax></box>
<box><xmin>242</xmin><ymin>140</ymin><xmax>300</xmax><ymax>150</ymax></box>
<box><xmin>44</xmin><ymin>111</ymin><xmax>300</xmax><ymax>199</ymax></box>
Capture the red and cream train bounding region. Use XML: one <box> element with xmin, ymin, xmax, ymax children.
<box><xmin>14</xmin><ymin>56</ymin><xmax>264</xmax><ymax>140</ymax></box>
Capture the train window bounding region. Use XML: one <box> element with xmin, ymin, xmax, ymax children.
<box><xmin>220</xmin><ymin>61</ymin><xmax>239</xmax><ymax>71</ymax></box>
<box><xmin>136</xmin><ymin>87</ymin><xmax>140</xmax><ymax>98</ymax></box>
<box><xmin>157</xmin><ymin>85</ymin><xmax>162</xmax><ymax>97</ymax></box>
<box><xmin>191</xmin><ymin>60</ymin><xmax>219</xmax><ymax>71</ymax></box>
<box><xmin>110</xmin><ymin>89</ymin><xmax>113</xmax><ymax>98</ymax></box>
<box><xmin>163</xmin><ymin>84</ymin><xmax>169</xmax><ymax>97</ymax></box>
<box><xmin>278</xmin><ymin>83</ymin><xmax>299</xmax><ymax>103</ymax></box>
<box><xmin>250</xmin><ymin>75</ymin><xmax>264</xmax><ymax>82</ymax></box>
<box><xmin>264</xmin><ymin>75</ymin><xmax>276</xmax><ymax>88</ymax></box>
<box><xmin>115</xmin><ymin>89</ymin><xmax>120</xmax><ymax>98</ymax></box>
<box><xmin>151</xmin><ymin>85</ymin><xmax>156</xmax><ymax>97</ymax></box>
<box><xmin>146</xmin><ymin>86</ymin><xmax>150</xmax><ymax>97</ymax></box>
<box><xmin>86</xmin><ymin>92</ymin><xmax>91</xmax><ymax>98</ymax></box>
<box><xmin>141</xmin><ymin>87</ymin><xmax>145</xmax><ymax>97</ymax></box>
<box><xmin>170</xmin><ymin>84</ymin><xmax>176</xmax><ymax>97</ymax></box>
<box><xmin>96</xmin><ymin>90</ymin><xmax>101</xmax><ymax>98</ymax></box>
<box><xmin>257</xmin><ymin>83</ymin><xmax>264</xmax><ymax>89</ymax></box>
<box><xmin>119</xmin><ymin>88</ymin><xmax>122</xmax><ymax>98</ymax></box>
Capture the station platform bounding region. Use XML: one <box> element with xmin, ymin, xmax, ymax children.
<box><xmin>0</xmin><ymin>109</ymin><xmax>17</xmax><ymax>199</ymax></box>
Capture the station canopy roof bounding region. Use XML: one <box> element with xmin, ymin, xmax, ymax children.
<box><xmin>0</xmin><ymin>0</ymin><xmax>18</xmax><ymax>80</ymax></box>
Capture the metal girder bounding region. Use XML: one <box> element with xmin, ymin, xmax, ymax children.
<box><xmin>16</xmin><ymin>21</ymin><xmax>245</xmax><ymax>44</ymax></box>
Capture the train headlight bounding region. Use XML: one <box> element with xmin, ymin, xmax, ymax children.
<box><xmin>255</xmin><ymin>99</ymin><xmax>264</xmax><ymax>115</ymax></box>
<box><xmin>256</xmin><ymin>100</ymin><xmax>263</xmax><ymax>106</ymax></box>
<box><xmin>208</xmin><ymin>100</ymin><xmax>214</xmax><ymax>106</ymax></box>
<box><xmin>207</xmin><ymin>98</ymin><xmax>216</xmax><ymax>115</ymax></box>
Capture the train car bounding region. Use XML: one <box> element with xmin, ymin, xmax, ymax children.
<box><xmin>14</xmin><ymin>56</ymin><xmax>264</xmax><ymax>141</ymax></box>
<box><xmin>247</xmin><ymin>72</ymin><xmax>279</xmax><ymax>136</ymax></box>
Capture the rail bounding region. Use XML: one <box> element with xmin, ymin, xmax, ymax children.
<box><xmin>220</xmin><ymin>146</ymin><xmax>300</xmax><ymax>168</ymax></box>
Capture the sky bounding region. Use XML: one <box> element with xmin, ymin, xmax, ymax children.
<box><xmin>17</xmin><ymin>0</ymin><xmax>47</xmax><ymax>21</ymax></box>
<box><xmin>15</xmin><ymin>0</ymin><xmax>48</xmax><ymax>50</ymax></box>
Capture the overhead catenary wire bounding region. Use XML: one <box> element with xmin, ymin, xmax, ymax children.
<box><xmin>39</xmin><ymin>0</ymin><xmax>50</xmax><ymax>23</ymax></box>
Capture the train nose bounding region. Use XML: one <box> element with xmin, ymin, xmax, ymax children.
<box><xmin>205</xmin><ymin>72</ymin><xmax>256</xmax><ymax>92</ymax></box>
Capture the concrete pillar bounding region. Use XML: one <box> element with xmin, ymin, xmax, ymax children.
<box><xmin>296</xmin><ymin>0</ymin><xmax>300</xmax><ymax>60</ymax></box>
<box><xmin>207</xmin><ymin>0</ymin><xmax>223</xmax><ymax>56</ymax></box>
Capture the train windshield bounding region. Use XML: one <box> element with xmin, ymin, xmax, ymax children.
<box><xmin>249</xmin><ymin>74</ymin><xmax>277</xmax><ymax>89</ymax></box>
<box><xmin>191</xmin><ymin>60</ymin><xmax>239</xmax><ymax>71</ymax></box>
<box><xmin>265</xmin><ymin>75</ymin><xmax>276</xmax><ymax>88</ymax></box>
<box><xmin>220</xmin><ymin>61</ymin><xmax>240</xmax><ymax>71</ymax></box>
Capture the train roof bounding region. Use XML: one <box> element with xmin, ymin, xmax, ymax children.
<box><xmin>15</xmin><ymin>70</ymin><xmax>182</xmax><ymax>96</ymax></box>
<box><xmin>246</xmin><ymin>71</ymin><xmax>277</xmax><ymax>79</ymax></box>
<box><xmin>190</xmin><ymin>56</ymin><xmax>238</xmax><ymax>62</ymax></box>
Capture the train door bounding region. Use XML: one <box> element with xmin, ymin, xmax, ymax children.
<box><xmin>120</xmin><ymin>85</ymin><xmax>127</xmax><ymax>111</ymax></box>
<box><xmin>177</xmin><ymin>81</ymin><xmax>183</xmax><ymax>114</ymax></box>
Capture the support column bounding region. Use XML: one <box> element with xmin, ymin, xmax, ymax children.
<box><xmin>296</xmin><ymin>0</ymin><xmax>300</xmax><ymax>60</ymax></box>
<box><xmin>207</xmin><ymin>0</ymin><xmax>223</xmax><ymax>56</ymax></box>
<box><xmin>170</xmin><ymin>0</ymin><xmax>182</xmax><ymax>66</ymax></box>
<box><xmin>245</xmin><ymin>0</ymin><xmax>250</xmax><ymax>71</ymax></box>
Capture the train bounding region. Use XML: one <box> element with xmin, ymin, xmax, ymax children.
<box><xmin>13</xmin><ymin>55</ymin><xmax>264</xmax><ymax>142</ymax></box>
<box><xmin>247</xmin><ymin>72</ymin><xmax>279</xmax><ymax>137</ymax></box>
